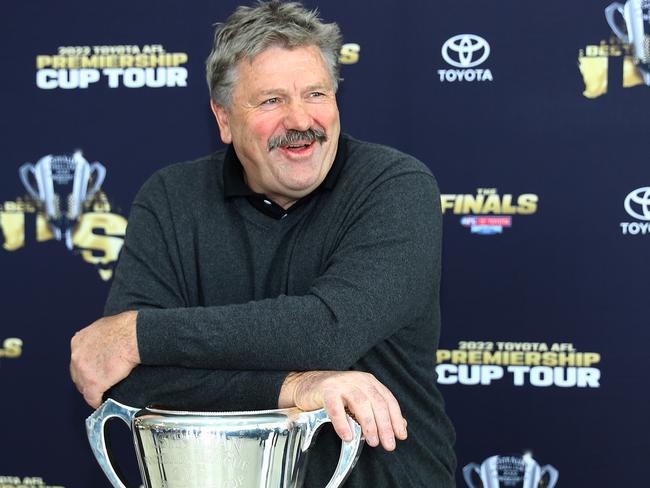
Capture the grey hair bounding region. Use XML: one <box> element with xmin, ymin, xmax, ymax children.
<box><xmin>206</xmin><ymin>0</ymin><xmax>343</xmax><ymax>107</ymax></box>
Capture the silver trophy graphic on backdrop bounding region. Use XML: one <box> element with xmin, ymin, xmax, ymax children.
<box><xmin>19</xmin><ymin>151</ymin><xmax>106</xmax><ymax>249</ymax></box>
<box><xmin>463</xmin><ymin>453</ymin><xmax>559</xmax><ymax>488</ymax></box>
<box><xmin>605</xmin><ymin>0</ymin><xmax>650</xmax><ymax>84</ymax></box>
<box><xmin>86</xmin><ymin>398</ymin><xmax>364</xmax><ymax>488</ymax></box>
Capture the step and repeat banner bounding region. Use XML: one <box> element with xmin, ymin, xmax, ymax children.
<box><xmin>1</xmin><ymin>1</ymin><xmax>648</xmax><ymax>486</ymax></box>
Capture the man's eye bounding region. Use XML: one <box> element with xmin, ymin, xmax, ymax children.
<box><xmin>262</xmin><ymin>97</ymin><xmax>280</xmax><ymax>105</ymax></box>
<box><xmin>309</xmin><ymin>92</ymin><xmax>325</xmax><ymax>98</ymax></box>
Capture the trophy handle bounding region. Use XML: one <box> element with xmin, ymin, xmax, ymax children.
<box><xmin>86</xmin><ymin>398</ymin><xmax>140</xmax><ymax>488</ymax></box>
<box><xmin>299</xmin><ymin>409</ymin><xmax>364</xmax><ymax>488</ymax></box>
<box><xmin>462</xmin><ymin>463</ymin><xmax>481</xmax><ymax>488</ymax></box>
<box><xmin>605</xmin><ymin>3</ymin><xmax>629</xmax><ymax>42</ymax></box>
<box><xmin>540</xmin><ymin>464</ymin><xmax>559</xmax><ymax>488</ymax></box>
<box><xmin>18</xmin><ymin>163</ymin><xmax>41</xmax><ymax>200</ymax></box>
<box><xmin>86</xmin><ymin>162</ymin><xmax>107</xmax><ymax>199</ymax></box>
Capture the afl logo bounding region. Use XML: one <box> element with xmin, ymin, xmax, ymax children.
<box><xmin>441</xmin><ymin>34</ymin><xmax>490</xmax><ymax>68</ymax></box>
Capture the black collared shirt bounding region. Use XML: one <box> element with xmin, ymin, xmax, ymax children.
<box><xmin>223</xmin><ymin>134</ymin><xmax>346</xmax><ymax>219</ymax></box>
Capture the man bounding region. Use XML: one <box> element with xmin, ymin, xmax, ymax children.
<box><xmin>70</xmin><ymin>1</ymin><xmax>456</xmax><ymax>486</ymax></box>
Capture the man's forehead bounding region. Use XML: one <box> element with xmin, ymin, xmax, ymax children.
<box><xmin>243</xmin><ymin>44</ymin><xmax>320</xmax><ymax>62</ymax></box>
<box><xmin>235</xmin><ymin>45</ymin><xmax>333</xmax><ymax>91</ymax></box>
<box><xmin>238</xmin><ymin>45</ymin><xmax>327</xmax><ymax>73</ymax></box>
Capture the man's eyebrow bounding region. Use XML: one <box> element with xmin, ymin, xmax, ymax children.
<box><xmin>304</xmin><ymin>83</ymin><xmax>332</xmax><ymax>91</ymax></box>
<box><xmin>255</xmin><ymin>83</ymin><xmax>331</xmax><ymax>96</ymax></box>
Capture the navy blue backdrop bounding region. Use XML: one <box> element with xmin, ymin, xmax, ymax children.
<box><xmin>1</xmin><ymin>1</ymin><xmax>648</xmax><ymax>486</ymax></box>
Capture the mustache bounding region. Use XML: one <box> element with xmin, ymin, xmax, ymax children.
<box><xmin>267</xmin><ymin>128</ymin><xmax>327</xmax><ymax>151</ymax></box>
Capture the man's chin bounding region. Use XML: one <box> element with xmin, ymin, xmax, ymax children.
<box><xmin>277</xmin><ymin>179</ymin><xmax>322</xmax><ymax>200</ymax></box>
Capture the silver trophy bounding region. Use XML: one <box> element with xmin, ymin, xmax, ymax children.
<box><xmin>463</xmin><ymin>453</ymin><xmax>559</xmax><ymax>488</ymax></box>
<box><xmin>86</xmin><ymin>398</ymin><xmax>364</xmax><ymax>488</ymax></box>
<box><xmin>19</xmin><ymin>151</ymin><xmax>106</xmax><ymax>249</ymax></box>
<box><xmin>605</xmin><ymin>0</ymin><xmax>650</xmax><ymax>84</ymax></box>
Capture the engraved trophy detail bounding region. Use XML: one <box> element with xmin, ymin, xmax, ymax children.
<box><xmin>86</xmin><ymin>398</ymin><xmax>364</xmax><ymax>488</ymax></box>
<box><xmin>19</xmin><ymin>151</ymin><xmax>106</xmax><ymax>249</ymax></box>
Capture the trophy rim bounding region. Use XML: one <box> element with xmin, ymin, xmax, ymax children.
<box><xmin>142</xmin><ymin>405</ymin><xmax>307</xmax><ymax>417</ymax></box>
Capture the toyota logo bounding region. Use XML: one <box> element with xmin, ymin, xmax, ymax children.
<box><xmin>624</xmin><ymin>187</ymin><xmax>650</xmax><ymax>220</ymax></box>
<box><xmin>441</xmin><ymin>34</ymin><xmax>490</xmax><ymax>68</ymax></box>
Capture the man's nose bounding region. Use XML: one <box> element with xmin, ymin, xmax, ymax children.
<box><xmin>283</xmin><ymin>100</ymin><xmax>313</xmax><ymax>131</ymax></box>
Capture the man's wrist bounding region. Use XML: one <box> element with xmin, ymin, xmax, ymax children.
<box><xmin>278</xmin><ymin>371</ymin><xmax>303</xmax><ymax>408</ymax></box>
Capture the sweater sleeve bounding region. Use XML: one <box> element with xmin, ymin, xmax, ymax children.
<box><xmin>103</xmin><ymin>175</ymin><xmax>288</xmax><ymax>411</ymax></box>
<box><xmin>136</xmin><ymin>167</ymin><xmax>442</xmax><ymax>372</ymax></box>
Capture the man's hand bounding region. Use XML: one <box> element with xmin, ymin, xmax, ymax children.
<box><xmin>70</xmin><ymin>311</ymin><xmax>140</xmax><ymax>409</ymax></box>
<box><xmin>279</xmin><ymin>371</ymin><xmax>408</xmax><ymax>451</ymax></box>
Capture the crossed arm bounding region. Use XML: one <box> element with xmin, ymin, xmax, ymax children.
<box><xmin>70</xmin><ymin>314</ymin><xmax>405</xmax><ymax>449</ymax></box>
<box><xmin>70</xmin><ymin>167</ymin><xmax>440</xmax><ymax>452</ymax></box>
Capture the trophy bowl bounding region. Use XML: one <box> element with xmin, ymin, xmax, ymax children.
<box><xmin>86</xmin><ymin>398</ymin><xmax>363</xmax><ymax>488</ymax></box>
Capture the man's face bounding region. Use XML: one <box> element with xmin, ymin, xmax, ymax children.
<box><xmin>211</xmin><ymin>45</ymin><xmax>340</xmax><ymax>209</ymax></box>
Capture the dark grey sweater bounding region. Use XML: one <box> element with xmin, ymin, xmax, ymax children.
<box><xmin>105</xmin><ymin>134</ymin><xmax>456</xmax><ymax>487</ymax></box>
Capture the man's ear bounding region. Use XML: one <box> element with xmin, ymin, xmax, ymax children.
<box><xmin>210</xmin><ymin>99</ymin><xmax>232</xmax><ymax>144</ymax></box>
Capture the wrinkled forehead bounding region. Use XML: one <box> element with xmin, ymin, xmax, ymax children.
<box><xmin>235</xmin><ymin>44</ymin><xmax>334</xmax><ymax>86</ymax></box>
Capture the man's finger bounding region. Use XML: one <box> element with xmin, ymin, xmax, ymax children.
<box><xmin>367</xmin><ymin>388</ymin><xmax>395</xmax><ymax>450</ymax></box>
<box><xmin>84</xmin><ymin>389</ymin><xmax>101</xmax><ymax>409</ymax></box>
<box><xmin>323</xmin><ymin>395</ymin><xmax>352</xmax><ymax>441</ymax></box>
<box><xmin>375</xmin><ymin>382</ymin><xmax>407</xmax><ymax>440</ymax></box>
<box><xmin>345</xmin><ymin>391</ymin><xmax>379</xmax><ymax>447</ymax></box>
